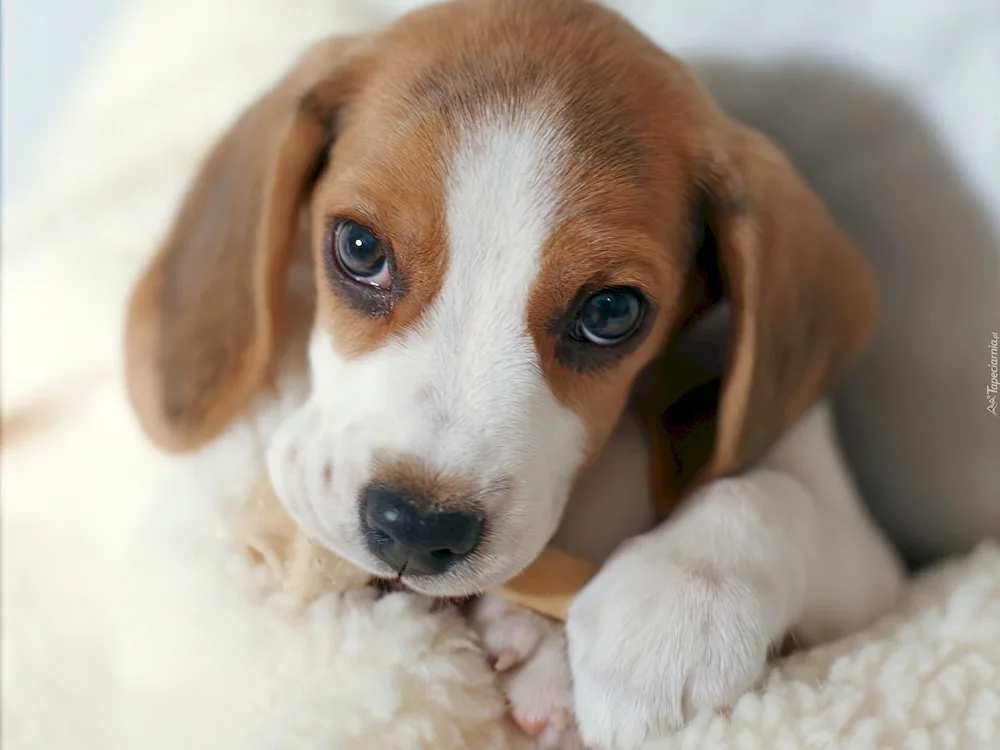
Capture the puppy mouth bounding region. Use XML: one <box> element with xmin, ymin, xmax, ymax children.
<box><xmin>368</xmin><ymin>569</ymin><xmax>478</xmax><ymax>609</ymax></box>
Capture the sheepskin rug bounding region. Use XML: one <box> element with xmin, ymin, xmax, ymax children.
<box><xmin>3</xmin><ymin>0</ymin><xmax>999</xmax><ymax>748</ymax></box>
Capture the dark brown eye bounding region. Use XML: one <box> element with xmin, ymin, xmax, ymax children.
<box><xmin>572</xmin><ymin>287</ymin><xmax>645</xmax><ymax>345</ymax></box>
<box><xmin>333</xmin><ymin>219</ymin><xmax>390</xmax><ymax>288</ymax></box>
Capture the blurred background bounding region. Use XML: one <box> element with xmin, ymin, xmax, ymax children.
<box><xmin>2</xmin><ymin>0</ymin><xmax>126</xmax><ymax>200</ymax></box>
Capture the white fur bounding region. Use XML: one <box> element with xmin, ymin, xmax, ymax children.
<box><xmin>477</xmin><ymin>403</ymin><xmax>906</xmax><ymax>748</ymax></box>
<box><xmin>466</xmin><ymin>413</ymin><xmax>656</xmax><ymax>748</ymax></box>
<box><xmin>267</xmin><ymin>111</ymin><xmax>587</xmax><ymax>595</ymax></box>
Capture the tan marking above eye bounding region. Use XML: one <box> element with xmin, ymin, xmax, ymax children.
<box><xmin>306</xmin><ymin>105</ymin><xmax>453</xmax><ymax>359</ymax></box>
<box><xmin>527</xmin><ymin>231</ymin><xmax>686</xmax><ymax>459</ymax></box>
<box><xmin>523</xmin><ymin>146</ymin><xmax>692</xmax><ymax>462</ymax></box>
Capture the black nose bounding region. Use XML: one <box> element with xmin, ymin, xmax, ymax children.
<box><xmin>361</xmin><ymin>484</ymin><xmax>484</xmax><ymax>576</ymax></box>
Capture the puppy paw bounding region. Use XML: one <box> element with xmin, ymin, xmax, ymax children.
<box><xmin>470</xmin><ymin>594</ymin><xmax>548</xmax><ymax>672</ymax></box>
<box><xmin>471</xmin><ymin>596</ymin><xmax>586</xmax><ymax>749</ymax></box>
<box><xmin>566</xmin><ymin>547</ymin><xmax>771</xmax><ymax>749</ymax></box>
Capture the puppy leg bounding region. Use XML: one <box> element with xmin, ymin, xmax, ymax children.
<box><xmin>470</xmin><ymin>411</ymin><xmax>657</xmax><ymax>747</ymax></box>
<box><xmin>470</xmin><ymin>596</ymin><xmax>583</xmax><ymax>749</ymax></box>
<box><xmin>566</xmin><ymin>405</ymin><xmax>905</xmax><ymax>749</ymax></box>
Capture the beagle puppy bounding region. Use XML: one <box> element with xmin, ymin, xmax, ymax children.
<box><xmin>124</xmin><ymin>0</ymin><xmax>905</xmax><ymax>747</ymax></box>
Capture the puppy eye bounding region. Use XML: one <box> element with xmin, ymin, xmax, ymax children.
<box><xmin>332</xmin><ymin>219</ymin><xmax>391</xmax><ymax>289</ymax></box>
<box><xmin>573</xmin><ymin>287</ymin><xmax>645</xmax><ymax>346</ymax></box>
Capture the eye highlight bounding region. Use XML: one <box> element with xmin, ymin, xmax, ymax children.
<box><xmin>572</xmin><ymin>287</ymin><xmax>645</xmax><ymax>346</ymax></box>
<box><xmin>331</xmin><ymin>219</ymin><xmax>391</xmax><ymax>289</ymax></box>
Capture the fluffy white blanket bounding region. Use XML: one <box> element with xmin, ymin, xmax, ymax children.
<box><xmin>3</xmin><ymin>1</ymin><xmax>998</xmax><ymax>748</ymax></box>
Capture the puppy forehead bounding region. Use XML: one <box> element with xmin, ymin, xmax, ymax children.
<box><xmin>329</xmin><ymin>0</ymin><xmax>696</xmax><ymax>202</ymax></box>
<box><xmin>445</xmin><ymin>108</ymin><xmax>568</xmax><ymax>303</ymax></box>
<box><xmin>312</xmin><ymin>0</ymin><xmax>701</xmax><ymax>360</ymax></box>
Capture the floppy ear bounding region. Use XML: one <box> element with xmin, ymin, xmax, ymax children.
<box><xmin>124</xmin><ymin>37</ymin><xmax>366</xmax><ymax>452</ymax></box>
<box><xmin>637</xmin><ymin>121</ymin><xmax>878</xmax><ymax>505</ymax></box>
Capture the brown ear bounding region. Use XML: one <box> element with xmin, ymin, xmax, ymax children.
<box><xmin>704</xmin><ymin>121</ymin><xmax>880</xmax><ymax>476</ymax></box>
<box><xmin>124</xmin><ymin>37</ymin><xmax>366</xmax><ymax>452</ymax></box>
<box><xmin>638</xmin><ymin>121</ymin><xmax>878</xmax><ymax>504</ymax></box>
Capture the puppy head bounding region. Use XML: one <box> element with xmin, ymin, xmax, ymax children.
<box><xmin>125</xmin><ymin>0</ymin><xmax>876</xmax><ymax>595</ymax></box>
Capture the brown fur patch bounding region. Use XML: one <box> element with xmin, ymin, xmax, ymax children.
<box><xmin>307</xmin><ymin>98</ymin><xmax>452</xmax><ymax>357</ymax></box>
<box><xmin>368</xmin><ymin>454</ymin><xmax>503</xmax><ymax>512</ymax></box>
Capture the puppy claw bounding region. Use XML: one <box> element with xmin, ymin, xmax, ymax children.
<box><xmin>493</xmin><ymin>648</ymin><xmax>522</xmax><ymax>673</ymax></box>
<box><xmin>511</xmin><ymin>712</ymin><xmax>548</xmax><ymax>737</ymax></box>
<box><xmin>512</xmin><ymin>706</ymin><xmax>574</xmax><ymax>743</ymax></box>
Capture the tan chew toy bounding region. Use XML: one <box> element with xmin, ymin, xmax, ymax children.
<box><xmin>236</xmin><ymin>476</ymin><xmax>597</xmax><ymax>620</ymax></box>
<box><xmin>491</xmin><ymin>546</ymin><xmax>598</xmax><ymax>621</ymax></box>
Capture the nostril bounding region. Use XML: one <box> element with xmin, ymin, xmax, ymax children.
<box><xmin>360</xmin><ymin>484</ymin><xmax>484</xmax><ymax>575</ymax></box>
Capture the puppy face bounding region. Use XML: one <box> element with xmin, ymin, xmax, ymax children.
<box><xmin>125</xmin><ymin>0</ymin><xmax>877</xmax><ymax>596</ymax></box>
<box><xmin>268</xmin><ymin>13</ymin><xmax>693</xmax><ymax>593</ymax></box>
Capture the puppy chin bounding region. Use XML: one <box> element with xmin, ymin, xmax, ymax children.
<box><xmin>404</xmin><ymin>544</ymin><xmax>551</xmax><ymax>598</ymax></box>
<box><xmin>395</xmin><ymin>567</ymin><xmax>506</xmax><ymax>598</ymax></box>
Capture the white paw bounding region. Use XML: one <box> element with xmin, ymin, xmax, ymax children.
<box><xmin>470</xmin><ymin>596</ymin><xmax>585</xmax><ymax>749</ymax></box>
<box><xmin>566</xmin><ymin>540</ymin><xmax>771</xmax><ymax>749</ymax></box>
